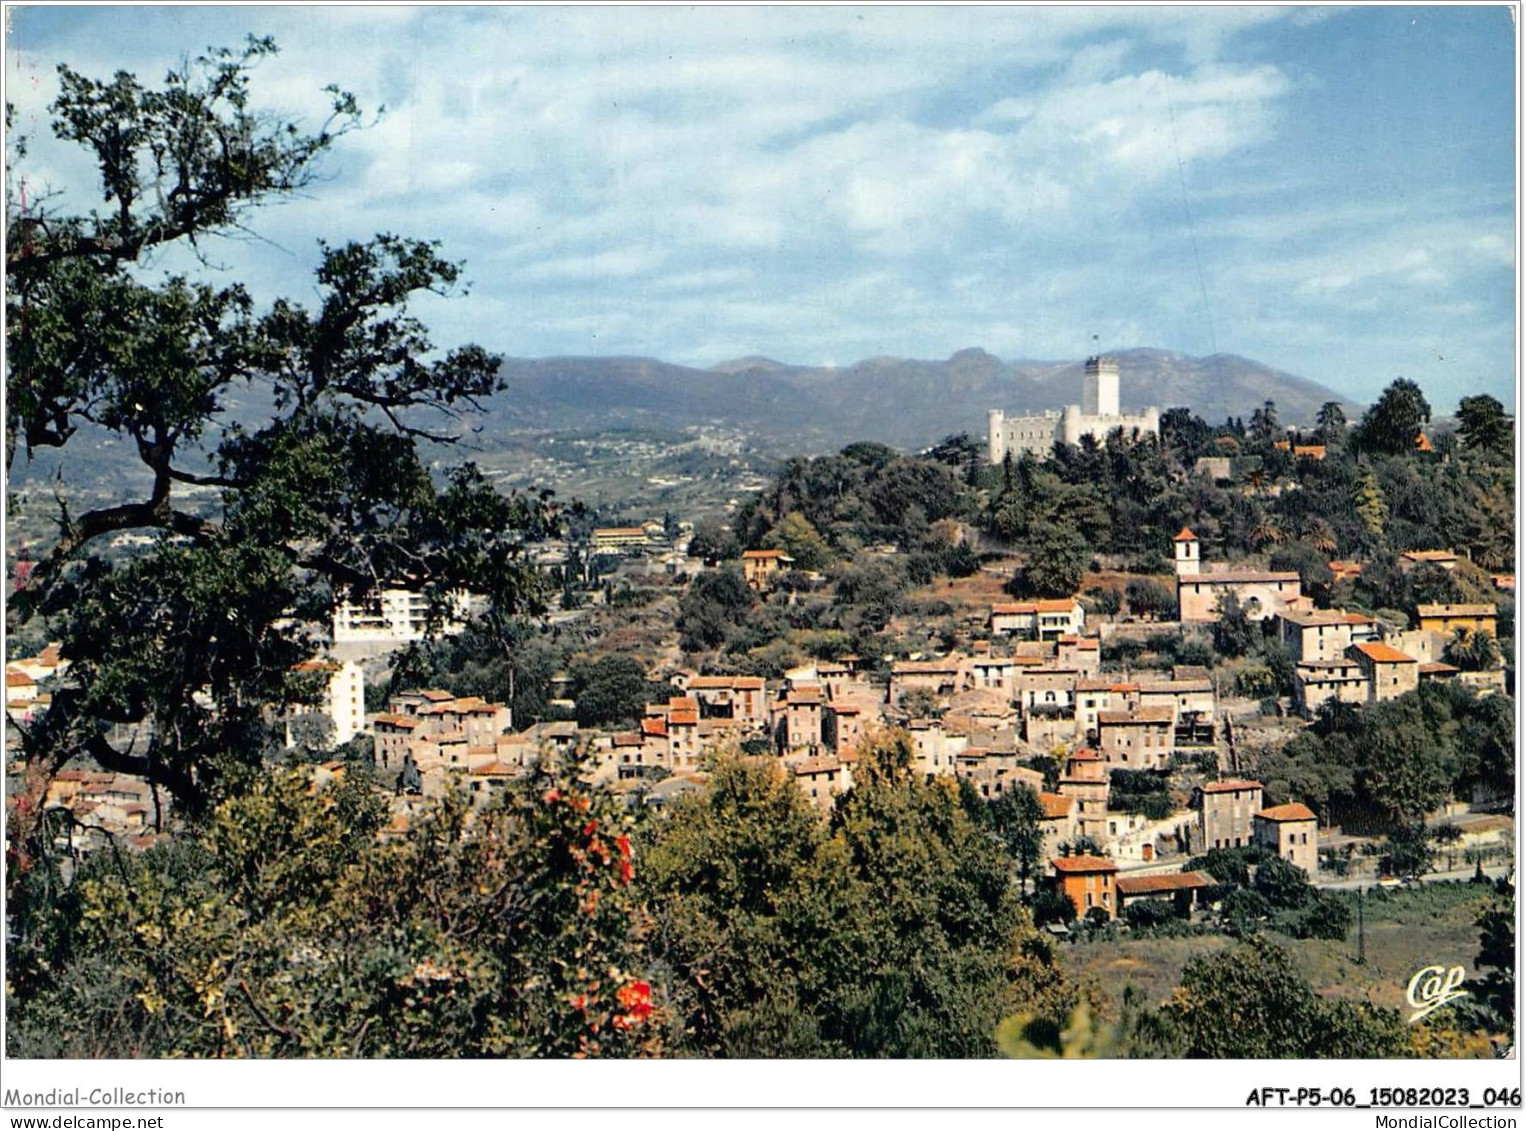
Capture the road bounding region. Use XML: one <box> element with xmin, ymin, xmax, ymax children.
<box><xmin>1316</xmin><ymin>862</ymin><xmax>1513</xmax><ymax>892</ymax></box>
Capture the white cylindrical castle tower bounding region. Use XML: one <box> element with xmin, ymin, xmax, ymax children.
<box><xmin>987</xmin><ymin>409</ymin><xmax>1006</xmax><ymax>464</ymax></box>
<box><xmin>1061</xmin><ymin>404</ymin><xmax>1082</xmax><ymax>446</ymax></box>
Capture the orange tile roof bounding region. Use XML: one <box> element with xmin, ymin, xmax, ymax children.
<box><xmin>1035</xmin><ymin>598</ymin><xmax>1080</xmax><ymax>613</ymax></box>
<box><xmin>1173</xmin><ymin>527</ymin><xmax>1198</xmax><ymax>542</ymax></box>
<box><xmin>668</xmin><ymin>710</ymin><xmax>699</xmax><ymax>726</ymax></box>
<box><xmin>742</xmin><ymin>549</ymin><xmax>790</xmax><ymax>560</ymax></box>
<box><xmin>991</xmin><ymin>602</ymin><xmax>1037</xmax><ymax>615</ymax></box>
<box><xmin>1037</xmin><ymin>792</ymin><xmax>1074</xmax><ymax>820</ymax></box>
<box><xmin>1257</xmin><ymin>802</ymin><xmax>1317</xmax><ymax>822</ymax></box>
<box><xmin>6</xmin><ymin>670</ymin><xmax>35</xmax><ymax>687</ymax></box>
<box><xmin>1052</xmin><ymin>854</ymin><xmax>1118</xmax><ymax>874</ymax></box>
<box><xmin>640</xmin><ymin>717</ymin><xmax>667</xmax><ymax>738</ymax></box>
<box><xmin>1068</xmin><ymin>748</ymin><xmax>1103</xmax><ymax>762</ymax></box>
<box><xmin>1414</xmin><ymin>432</ymin><xmax>1433</xmax><ymax>453</ymax></box>
<box><xmin>1352</xmin><ymin>641</ymin><xmax>1417</xmax><ymax>664</ymax></box>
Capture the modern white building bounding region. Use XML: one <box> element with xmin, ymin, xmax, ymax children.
<box><xmin>332</xmin><ymin>588</ymin><xmax>471</xmax><ymax>648</ymax></box>
<box><xmin>291</xmin><ymin>658</ymin><xmax>367</xmax><ymax>746</ymax></box>
<box><xmin>987</xmin><ymin>356</ymin><xmax>1161</xmax><ymax>462</ymax></box>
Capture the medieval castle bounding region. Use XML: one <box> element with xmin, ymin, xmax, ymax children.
<box><xmin>986</xmin><ymin>356</ymin><xmax>1161</xmax><ymax>463</ymax></box>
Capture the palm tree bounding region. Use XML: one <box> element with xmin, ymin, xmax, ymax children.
<box><xmin>1444</xmin><ymin>628</ymin><xmax>1501</xmax><ymax>672</ymax></box>
<box><xmin>1250</xmin><ymin>517</ymin><xmax>1285</xmax><ymax>550</ymax></box>
<box><xmin>1301</xmin><ymin>518</ymin><xmax>1338</xmax><ymax>555</ymax></box>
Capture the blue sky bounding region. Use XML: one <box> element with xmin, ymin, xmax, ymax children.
<box><xmin>7</xmin><ymin>5</ymin><xmax>1516</xmax><ymax>412</ymax></box>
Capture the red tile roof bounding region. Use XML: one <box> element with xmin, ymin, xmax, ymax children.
<box><xmin>1352</xmin><ymin>641</ymin><xmax>1417</xmax><ymax>664</ymax></box>
<box><xmin>1257</xmin><ymin>802</ymin><xmax>1317</xmax><ymax>822</ymax></box>
<box><xmin>1173</xmin><ymin>527</ymin><xmax>1198</xmax><ymax>542</ymax></box>
<box><xmin>1052</xmin><ymin>854</ymin><xmax>1118</xmax><ymax>875</ymax></box>
<box><xmin>1116</xmin><ymin>871</ymin><xmax>1216</xmax><ymax>896</ymax></box>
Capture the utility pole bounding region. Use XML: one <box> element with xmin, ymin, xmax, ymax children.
<box><xmin>1356</xmin><ymin>886</ymin><xmax>1366</xmax><ymax>965</ymax></box>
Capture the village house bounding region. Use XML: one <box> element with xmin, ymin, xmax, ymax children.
<box><xmin>1074</xmin><ymin>679</ymin><xmax>1140</xmax><ymax>743</ymax></box>
<box><xmin>774</xmin><ymin>685</ymin><xmax>827</xmax><ymax>753</ymax></box>
<box><xmin>591</xmin><ymin>526</ymin><xmax>651</xmax><ymax>553</ymax></box>
<box><xmin>1193</xmin><ymin>779</ymin><xmax>1264</xmax><ymax>851</ymax></box>
<box><xmin>1055</xmin><ymin>635</ymin><xmax>1102</xmax><ymax>675</ymax></box>
<box><xmin>905</xmin><ymin>717</ymin><xmax>969</xmax><ymax>777</ymax></box>
<box><xmin>1416</xmin><ymin>603</ymin><xmax>1498</xmax><ymax>639</ymax></box>
<box><xmin>1399</xmin><ymin>549</ymin><xmax>1458</xmax><ymax>573</ymax></box>
<box><xmin>824</xmin><ymin>702</ymin><xmax>866</xmax><ymax>759</ymax></box>
<box><xmin>955</xmin><ymin>749</ymin><xmax>1040</xmax><ymax>800</ymax></box>
<box><xmin>1253</xmin><ymin>802</ymin><xmax>1319</xmax><ymax>875</ymax></box>
<box><xmin>1058</xmin><ymin>748</ymin><xmax>1111</xmax><ymax>843</ymax></box>
<box><xmin>1136</xmin><ymin>676</ymin><xmax>1216</xmax><ymax>745</ymax></box>
<box><xmin>1097</xmin><ymin>706</ymin><xmax>1174</xmax><ymax>771</ymax></box>
<box><xmin>1277</xmin><ymin>608</ymin><xmax>1379</xmax><ymax>664</ymax></box>
<box><xmin>1036</xmin><ymin>791</ymin><xmax>1077</xmax><ymax>860</ymax></box>
<box><xmin>1272</xmin><ymin>441</ymin><xmax>1327</xmax><ymax>461</ymax></box>
<box><xmin>1347</xmin><ymin>641</ymin><xmax>1420</xmax><ymax>702</ymax></box>
<box><xmin>683</xmin><ymin>674</ymin><xmax>768</xmax><ymax>726</ymax></box>
<box><xmin>1293</xmin><ymin>658</ymin><xmax>1369</xmax><ymax>715</ymax></box>
<box><xmin>793</xmin><ymin>755</ymin><xmax>853</xmax><ymax>812</ymax></box>
<box><xmin>9</xmin><ymin>642</ymin><xmax>68</xmax><ymax>684</ymax></box>
<box><xmin>1115</xmin><ymin>871</ymin><xmax>1217</xmax><ymax>916</ymax></box>
<box><xmin>741</xmin><ymin>548</ymin><xmax>794</xmax><ymax>590</ymax></box>
<box><xmin>965</xmin><ymin>655</ymin><xmax>1023</xmax><ymax>694</ymax></box>
<box><xmin>1328</xmin><ymin>560</ymin><xmax>1364</xmax><ymax>585</ymax></box>
<box><xmin>889</xmin><ymin>656</ymin><xmax>965</xmax><ymax>706</ymax></box>
<box><xmin>1052</xmin><ymin>854</ymin><xmax>1118</xmax><ymax>920</ymax></box>
<box><xmin>989</xmin><ymin>599</ymin><xmax>1085</xmax><ymax>640</ymax></box>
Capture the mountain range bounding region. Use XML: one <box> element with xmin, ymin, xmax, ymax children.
<box><xmin>477</xmin><ymin>346</ymin><xmax>1354</xmax><ymax>452</ymax></box>
<box><xmin>7</xmin><ymin>347</ymin><xmax>1354</xmax><ymax>492</ymax></box>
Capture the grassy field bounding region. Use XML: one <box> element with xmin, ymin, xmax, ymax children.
<box><xmin>1059</xmin><ymin>881</ymin><xmax>1496</xmax><ymax>1016</ymax></box>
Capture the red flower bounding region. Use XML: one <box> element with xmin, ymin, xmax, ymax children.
<box><xmin>581</xmin><ymin>819</ymin><xmax>599</xmax><ymax>838</ymax></box>
<box><xmin>614</xmin><ymin>980</ymin><xmax>654</xmax><ymax>1028</ymax></box>
<box><xmin>615</xmin><ymin>834</ymin><xmax>632</xmax><ymax>859</ymax></box>
<box><xmin>543</xmin><ymin>789</ymin><xmax>561</xmax><ymax>804</ymax></box>
<box><xmin>617</xmin><ymin>858</ymin><xmax>635</xmax><ymax>885</ymax></box>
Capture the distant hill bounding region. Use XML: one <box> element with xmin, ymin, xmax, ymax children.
<box><xmin>7</xmin><ymin>347</ymin><xmax>1355</xmax><ymax>492</ymax></box>
<box><xmin>482</xmin><ymin>346</ymin><xmax>1355</xmax><ymax>451</ymax></box>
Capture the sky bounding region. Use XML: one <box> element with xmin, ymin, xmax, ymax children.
<box><xmin>5</xmin><ymin>5</ymin><xmax>1517</xmax><ymax>412</ymax></box>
